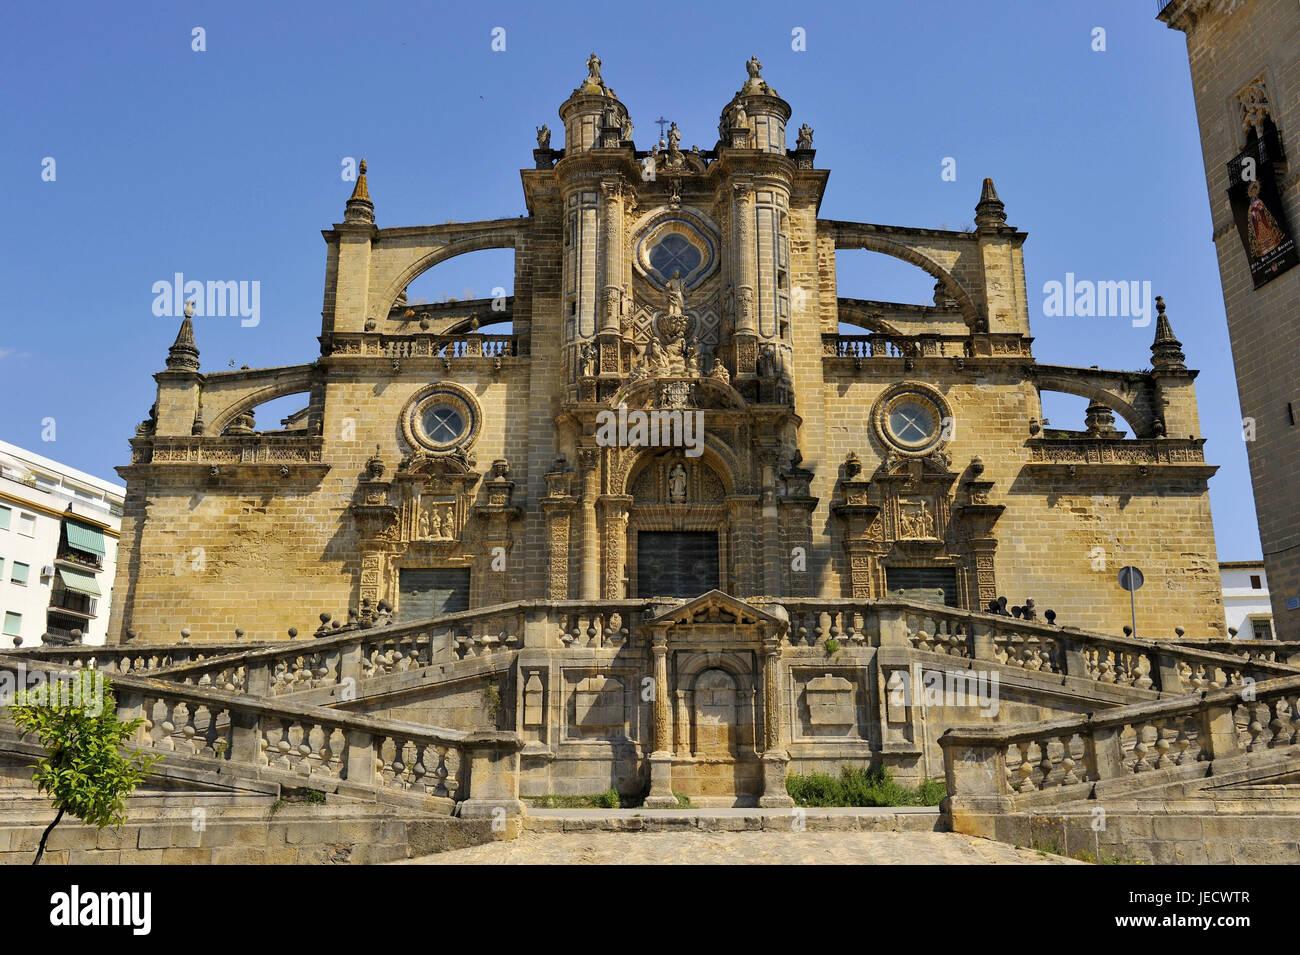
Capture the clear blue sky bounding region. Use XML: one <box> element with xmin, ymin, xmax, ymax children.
<box><xmin>0</xmin><ymin>0</ymin><xmax>1262</xmax><ymax>560</ymax></box>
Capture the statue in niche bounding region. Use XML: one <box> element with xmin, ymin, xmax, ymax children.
<box><xmin>733</xmin><ymin>105</ymin><xmax>748</xmax><ymax>130</ymax></box>
<box><xmin>665</xmin><ymin>269</ymin><xmax>686</xmax><ymax>319</ymax></box>
<box><xmin>900</xmin><ymin>500</ymin><xmax>935</xmax><ymax>539</ymax></box>
<box><xmin>758</xmin><ymin>343</ymin><xmax>779</xmax><ymax>379</ymax></box>
<box><xmin>418</xmin><ymin>506</ymin><xmax>431</xmax><ymax>539</ymax></box>
<box><xmin>709</xmin><ymin>356</ymin><xmax>730</xmax><ymax>384</ymax></box>
<box><xmin>437</xmin><ymin>505</ymin><xmax>455</xmax><ymax>539</ymax></box>
<box><xmin>579</xmin><ymin>341</ymin><xmax>598</xmax><ymax>377</ymax></box>
<box><xmin>1240</xmin><ymin>78</ymin><xmax>1271</xmax><ymax>139</ymax></box>
<box><xmin>796</xmin><ymin>123</ymin><xmax>814</xmax><ymax>149</ymax></box>
<box><xmin>536</xmin><ymin>124</ymin><xmax>551</xmax><ymax>149</ymax></box>
<box><xmin>668</xmin><ymin>463</ymin><xmax>688</xmax><ymax>503</ymax></box>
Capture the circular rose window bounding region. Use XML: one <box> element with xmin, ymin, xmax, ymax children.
<box><xmin>873</xmin><ymin>385</ymin><xmax>950</xmax><ymax>456</ymax></box>
<box><xmin>402</xmin><ymin>385</ymin><xmax>480</xmax><ymax>454</ymax></box>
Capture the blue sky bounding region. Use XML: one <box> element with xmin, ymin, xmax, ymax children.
<box><xmin>0</xmin><ymin>0</ymin><xmax>1262</xmax><ymax>559</ymax></box>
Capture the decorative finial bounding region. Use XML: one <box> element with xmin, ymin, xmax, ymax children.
<box><xmin>166</xmin><ymin>310</ymin><xmax>200</xmax><ymax>372</ymax></box>
<box><xmin>974</xmin><ymin>177</ymin><xmax>1007</xmax><ymax>230</ymax></box>
<box><xmin>345</xmin><ymin>158</ymin><xmax>375</xmax><ymax>224</ymax></box>
<box><xmin>1150</xmin><ymin>295</ymin><xmax>1186</xmax><ymax>370</ymax></box>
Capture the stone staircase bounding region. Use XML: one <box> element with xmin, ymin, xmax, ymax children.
<box><xmin>6</xmin><ymin>596</ymin><xmax>1300</xmax><ymax>863</ymax></box>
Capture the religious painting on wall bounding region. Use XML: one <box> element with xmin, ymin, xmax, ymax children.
<box><xmin>1226</xmin><ymin>131</ymin><xmax>1298</xmax><ymax>289</ymax></box>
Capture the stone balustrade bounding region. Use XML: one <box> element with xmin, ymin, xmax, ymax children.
<box><xmin>328</xmin><ymin>333</ymin><xmax>519</xmax><ymax>361</ymax></box>
<box><xmin>940</xmin><ymin>672</ymin><xmax>1300</xmax><ymax>811</ymax></box>
<box><xmin>822</xmin><ymin>333</ymin><xmax>970</xmax><ymax>361</ymax></box>
<box><xmin>0</xmin><ymin>653</ymin><xmax>522</xmax><ymax>817</ymax></box>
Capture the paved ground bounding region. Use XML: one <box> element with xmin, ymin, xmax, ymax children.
<box><xmin>399</xmin><ymin>829</ymin><xmax>1083</xmax><ymax>865</ymax></box>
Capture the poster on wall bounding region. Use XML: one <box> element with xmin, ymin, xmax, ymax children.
<box><xmin>1227</xmin><ymin>137</ymin><xmax>1298</xmax><ymax>289</ymax></box>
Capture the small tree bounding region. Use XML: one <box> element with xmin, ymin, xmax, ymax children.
<box><xmin>8</xmin><ymin>670</ymin><xmax>160</xmax><ymax>864</ymax></box>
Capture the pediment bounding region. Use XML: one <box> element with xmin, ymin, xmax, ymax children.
<box><xmin>649</xmin><ymin>590</ymin><xmax>787</xmax><ymax>631</ymax></box>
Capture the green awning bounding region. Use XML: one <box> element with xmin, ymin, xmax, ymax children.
<box><xmin>57</xmin><ymin>567</ymin><xmax>101</xmax><ymax>597</ymax></box>
<box><xmin>64</xmin><ymin>520</ymin><xmax>106</xmax><ymax>556</ymax></box>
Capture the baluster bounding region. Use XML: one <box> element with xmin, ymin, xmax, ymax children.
<box><xmin>1152</xmin><ymin>721</ymin><xmax>1173</xmax><ymax>768</ymax></box>
<box><xmin>1289</xmin><ymin>694</ymin><xmax>1300</xmax><ymax>746</ymax></box>
<box><xmin>1013</xmin><ymin>742</ymin><xmax>1035</xmax><ymax>792</ymax></box>
<box><xmin>1130</xmin><ymin>721</ymin><xmax>1151</xmax><ymax>772</ymax></box>
<box><xmin>1036</xmin><ymin>738</ymin><xmax>1053</xmax><ymax>789</ymax></box>
<box><xmin>1173</xmin><ymin>720</ymin><xmax>1192</xmax><ymax>764</ymax></box>
<box><xmin>1245</xmin><ymin>702</ymin><xmax>1266</xmax><ymax>752</ymax></box>
<box><xmin>1058</xmin><ymin>734</ymin><xmax>1078</xmax><ymax>785</ymax></box>
<box><xmin>1268</xmin><ymin>700</ymin><xmax>1288</xmax><ymax>748</ymax></box>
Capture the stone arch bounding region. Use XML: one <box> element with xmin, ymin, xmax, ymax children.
<box><xmin>1035</xmin><ymin>377</ymin><xmax>1153</xmax><ymax>437</ymax></box>
<box><xmin>204</xmin><ymin>371</ymin><xmax>316</xmax><ymax>436</ymax></box>
<box><xmin>619</xmin><ymin>441</ymin><xmax>739</xmax><ymax>501</ymax></box>
<box><xmin>372</xmin><ymin>225</ymin><xmax>523</xmax><ymax>322</ymax></box>
<box><xmin>833</xmin><ymin>233</ymin><xmax>983</xmax><ymax>331</ymax></box>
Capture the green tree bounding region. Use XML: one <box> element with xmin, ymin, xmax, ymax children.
<box><xmin>9</xmin><ymin>671</ymin><xmax>160</xmax><ymax>864</ymax></box>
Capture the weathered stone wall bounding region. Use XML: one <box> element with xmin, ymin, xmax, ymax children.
<box><xmin>1163</xmin><ymin>0</ymin><xmax>1300</xmax><ymax>637</ymax></box>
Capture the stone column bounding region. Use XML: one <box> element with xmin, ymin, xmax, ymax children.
<box><xmin>599</xmin><ymin>179</ymin><xmax>625</xmax><ymax>337</ymax></box>
<box><xmin>757</xmin><ymin>635</ymin><xmax>794</xmax><ymax>807</ymax></box>
<box><xmin>578</xmin><ymin>447</ymin><xmax>601</xmax><ymax>600</ymax></box>
<box><xmin>599</xmin><ymin>495</ymin><xmax>632</xmax><ymax>599</ymax></box>
<box><xmin>645</xmin><ymin>632</ymin><xmax>676</xmax><ymax>806</ymax></box>
<box><xmin>758</xmin><ymin>447</ymin><xmax>783</xmax><ymax>596</ymax></box>
<box><xmin>732</xmin><ymin>183</ymin><xmax>756</xmax><ymax>336</ymax></box>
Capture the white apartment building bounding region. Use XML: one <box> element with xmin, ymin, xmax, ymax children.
<box><xmin>0</xmin><ymin>439</ymin><xmax>124</xmax><ymax>648</ymax></box>
<box><xmin>1220</xmin><ymin>560</ymin><xmax>1276</xmax><ymax>640</ymax></box>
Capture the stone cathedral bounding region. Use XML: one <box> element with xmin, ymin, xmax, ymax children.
<box><xmin>105</xmin><ymin>55</ymin><xmax>1227</xmax><ymax>799</ymax></box>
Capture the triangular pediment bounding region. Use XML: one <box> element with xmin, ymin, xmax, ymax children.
<box><xmin>649</xmin><ymin>590</ymin><xmax>786</xmax><ymax>629</ymax></box>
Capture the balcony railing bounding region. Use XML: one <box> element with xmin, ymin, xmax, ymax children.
<box><xmin>49</xmin><ymin>592</ymin><xmax>97</xmax><ymax>617</ymax></box>
<box><xmin>56</xmin><ymin>551</ymin><xmax>103</xmax><ymax>571</ymax></box>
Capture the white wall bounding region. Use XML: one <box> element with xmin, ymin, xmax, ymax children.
<box><xmin>1220</xmin><ymin>564</ymin><xmax>1275</xmax><ymax>639</ymax></box>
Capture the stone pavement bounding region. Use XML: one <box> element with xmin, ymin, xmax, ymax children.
<box><xmin>398</xmin><ymin>829</ymin><xmax>1084</xmax><ymax>865</ymax></box>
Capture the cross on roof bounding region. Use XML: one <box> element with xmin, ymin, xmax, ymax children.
<box><xmin>655</xmin><ymin>116</ymin><xmax>671</xmax><ymax>141</ymax></box>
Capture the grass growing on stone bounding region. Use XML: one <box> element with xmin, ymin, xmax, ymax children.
<box><xmin>785</xmin><ymin>766</ymin><xmax>947</xmax><ymax>807</ymax></box>
<box><xmin>526</xmin><ymin>788</ymin><xmax>622</xmax><ymax>809</ymax></box>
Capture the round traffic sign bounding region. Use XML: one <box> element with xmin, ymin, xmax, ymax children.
<box><xmin>1117</xmin><ymin>566</ymin><xmax>1144</xmax><ymax>592</ymax></box>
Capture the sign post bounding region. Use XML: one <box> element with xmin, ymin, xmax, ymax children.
<box><xmin>1117</xmin><ymin>565</ymin><xmax>1144</xmax><ymax>638</ymax></box>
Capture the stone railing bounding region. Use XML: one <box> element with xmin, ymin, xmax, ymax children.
<box><xmin>758</xmin><ymin>598</ymin><xmax>1297</xmax><ymax>693</ymax></box>
<box><xmin>328</xmin><ymin>333</ymin><xmax>519</xmax><ymax>360</ymax></box>
<box><xmin>29</xmin><ymin>598</ymin><xmax>1293</xmax><ymax>706</ymax></box>
<box><xmin>1170</xmin><ymin>639</ymin><xmax>1300</xmax><ymax>665</ymax></box>
<box><xmin>940</xmin><ymin>673</ymin><xmax>1300</xmax><ymax>810</ymax></box>
<box><xmin>0</xmin><ymin>653</ymin><xmax>521</xmax><ymax>816</ymax></box>
<box><xmin>130</xmin><ymin>435</ymin><xmax>326</xmax><ymax>467</ymax></box>
<box><xmin>823</xmin><ymin>333</ymin><xmax>970</xmax><ymax>361</ymax></box>
<box><xmin>1</xmin><ymin>643</ymin><xmax>258</xmax><ymax>675</ymax></box>
<box><xmin>142</xmin><ymin>600</ymin><xmax>645</xmax><ymax>697</ymax></box>
<box><xmin>1024</xmin><ymin>437</ymin><xmax>1209</xmax><ymax>469</ymax></box>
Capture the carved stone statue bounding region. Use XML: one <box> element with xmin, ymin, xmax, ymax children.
<box><xmin>418</xmin><ymin>506</ymin><xmax>431</xmax><ymax>539</ymax></box>
<box><xmin>621</xmin><ymin>116</ymin><xmax>633</xmax><ymax>141</ymax></box>
<box><xmin>709</xmin><ymin>356</ymin><xmax>730</xmax><ymax>384</ymax></box>
<box><xmin>796</xmin><ymin>123</ymin><xmax>814</xmax><ymax>149</ymax></box>
<box><xmin>664</xmin><ymin>269</ymin><xmax>686</xmax><ymax>319</ymax></box>
<box><xmin>587</xmin><ymin>52</ymin><xmax>602</xmax><ymax>83</ymax></box>
<box><xmin>684</xmin><ymin>340</ymin><xmax>700</xmax><ymax>377</ymax></box>
<box><xmin>579</xmin><ymin>341</ymin><xmax>598</xmax><ymax>377</ymax></box>
<box><xmin>439</xmin><ymin>505</ymin><xmax>455</xmax><ymax>539</ymax></box>
<box><xmin>646</xmin><ymin>337</ymin><xmax>668</xmax><ymax>371</ymax></box>
<box><xmin>668</xmin><ymin>463</ymin><xmax>688</xmax><ymax>503</ymax></box>
<box><xmin>536</xmin><ymin>124</ymin><xmax>551</xmax><ymax>149</ymax></box>
<box><xmin>667</xmin><ymin>122</ymin><xmax>682</xmax><ymax>166</ymax></box>
<box><xmin>1239</xmin><ymin>78</ymin><xmax>1271</xmax><ymax>139</ymax></box>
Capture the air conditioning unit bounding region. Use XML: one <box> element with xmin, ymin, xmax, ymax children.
<box><xmin>40</xmin><ymin>565</ymin><xmax>54</xmax><ymax>578</ymax></box>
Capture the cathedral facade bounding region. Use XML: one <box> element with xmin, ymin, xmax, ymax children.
<box><xmin>109</xmin><ymin>55</ymin><xmax>1224</xmax><ymax>648</ymax></box>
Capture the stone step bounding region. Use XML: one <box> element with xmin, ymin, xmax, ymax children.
<box><xmin>523</xmin><ymin>806</ymin><xmax>944</xmax><ymax>834</ymax></box>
